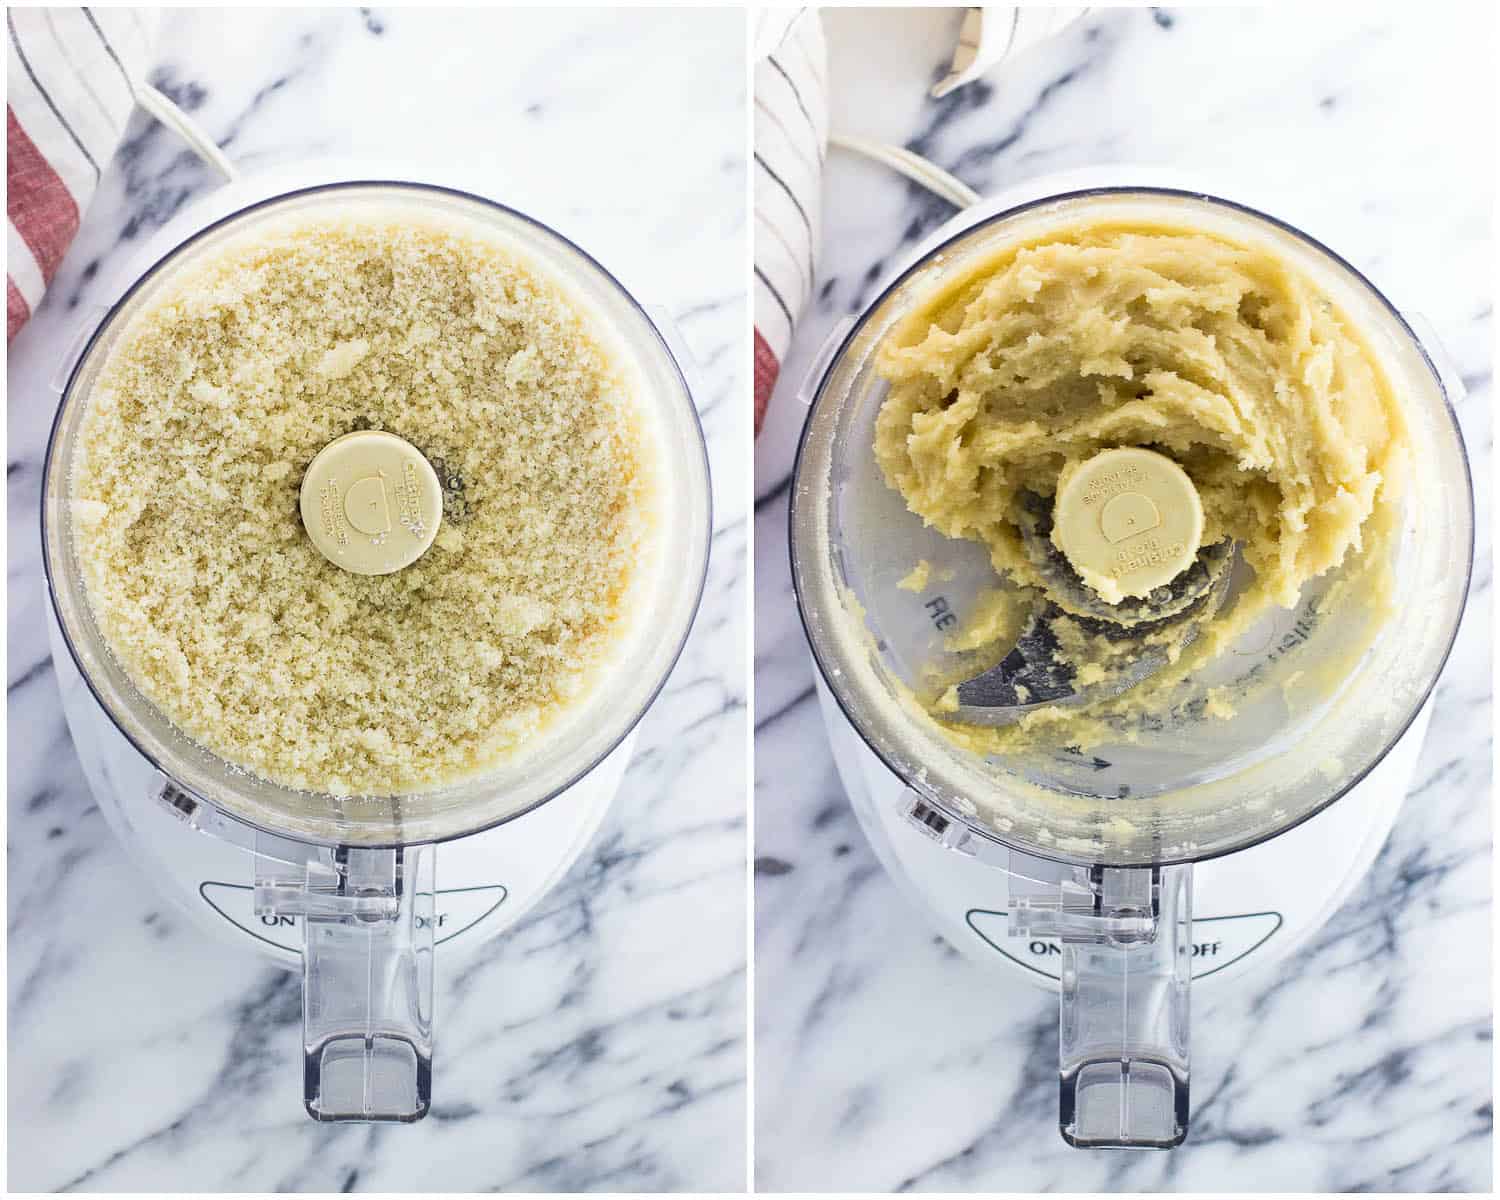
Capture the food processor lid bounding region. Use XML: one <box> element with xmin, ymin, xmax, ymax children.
<box><xmin>42</xmin><ymin>176</ymin><xmax>712</xmax><ymax>849</ymax></box>
<box><xmin>789</xmin><ymin>181</ymin><xmax>1474</xmax><ymax>868</ymax></box>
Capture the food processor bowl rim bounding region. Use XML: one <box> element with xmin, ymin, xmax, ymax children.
<box><xmin>787</xmin><ymin>183</ymin><xmax>1475</xmax><ymax>870</ymax></box>
<box><xmin>41</xmin><ymin>178</ymin><xmax>713</xmax><ymax>851</ymax></box>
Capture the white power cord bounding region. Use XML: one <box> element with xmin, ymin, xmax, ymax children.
<box><xmin>828</xmin><ymin>133</ymin><xmax>980</xmax><ymax>210</ymax></box>
<box><xmin>141</xmin><ymin>88</ymin><xmax>972</xmax><ymax>252</ymax></box>
<box><xmin>141</xmin><ymin>84</ymin><xmax>969</xmax><ymax>225</ymax></box>
<box><xmin>135</xmin><ymin>83</ymin><xmax>238</xmax><ymax>183</ymax></box>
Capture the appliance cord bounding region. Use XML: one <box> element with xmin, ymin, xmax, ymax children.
<box><xmin>828</xmin><ymin>133</ymin><xmax>980</xmax><ymax>210</ymax></box>
<box><xmin>134</xmin><ymin>83</ymin><xmax>239</xmax><ymax>184</ymax></box>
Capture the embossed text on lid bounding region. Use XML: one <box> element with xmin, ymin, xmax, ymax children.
<box><xmin>1053</xmin><ymin>446</ymin><xmax>1203</xmax><ymax>600</ymax></box>
<box><xmin>299</xmin><ymin>430</ymin><xmax>443</xmax><ymax>575</ymax></box>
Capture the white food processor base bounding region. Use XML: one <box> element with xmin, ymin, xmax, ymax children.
<box><xmin>49</xmin><ymin>605</ymin><xmax>624</xmax><ymax>970</ymax></box>
<box><xmin>820</xmin><ymin>677</ymin><xmax>1427</xmax><ymax>989</ymax></box>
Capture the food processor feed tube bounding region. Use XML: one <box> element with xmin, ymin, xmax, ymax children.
<box><xmin>791</xmin><ymin>189</ymin><xmax>1472</xmax><ymax>1148</ymax></box>
<box><xmin>44</xmin><ymin>184</ymin><xmax>712</xmax><ymax>1122</ymax></box>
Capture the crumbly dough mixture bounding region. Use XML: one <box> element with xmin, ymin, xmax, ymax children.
<box><xmin>874</xmin><ymin>219</ymin><xmax>1407</xmax><ymax>746</ymax></box>
<box><xmin>73</xmin><ymin>215</ymin><xmax>653</xmax><ymax>795</ymax></box>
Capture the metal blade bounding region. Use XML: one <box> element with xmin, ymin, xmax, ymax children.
<box><xmin>944</xmin><ymin>535</ymin><xmax>1237</xmax><ymax>727</ymax></box>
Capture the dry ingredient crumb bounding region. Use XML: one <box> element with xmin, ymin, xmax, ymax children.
<box><xmin>897</xmin><ymin>559</ymin><xmax>931</xmax><ymax>592</ymax></box>
<box><xmin>73</xmin><ymin>215</ymin><xmax>654</xmax><ymax>795</ymax></box>
<box><xmin>1203</xmin><ymin>686</ymin><xmax>1236</xmax><ymax>720</ymax></box>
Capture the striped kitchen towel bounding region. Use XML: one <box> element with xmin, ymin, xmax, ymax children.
<box><xmin>932</xmin><ymin>6</ymin><xmax>1090</xmax><ymax>98</ymax></box>
<box><xmin>753</xmin><ymin>6</ymin><xmax>827</xmax><ymax>435</ymax></box>
<box><xmin>7</xmin><ymin>6</ymin><xmax>159</xmax><ymax>340</ymax></box>
<box><xmin>752</xmin><ymin>6</ymin><xmax>1089</xmax><ymax>437</ymax></box>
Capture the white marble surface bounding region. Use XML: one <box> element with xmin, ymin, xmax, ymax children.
<box><xmin>7</xmin><ymin>8</ymin><xmax>746</xmax><ymax>1192</ymax></box>
<box><xmin>755</xmin><ymin>6</ymin><xmax>1492</xmax><ymax>1192</ymax></box>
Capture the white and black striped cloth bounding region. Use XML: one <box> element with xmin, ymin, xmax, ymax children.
<box><xmin>933</xmin><ymin>6</ymin><xmax>1089</xmax><ymax>98</ymax></box>
<box><xmin>752</xmin><ymin>6</ymin><xmax>827</xmax><ymax>435</ymax></box>
<box><xmin>751</xmin><ymin>6</ymin><xmax>1089</xmax><ymax>436</ymax></box>
<box><xmin>7</xmin><ymin>6</ymin><xmax>159</xmax><ymax>339</ymax></box>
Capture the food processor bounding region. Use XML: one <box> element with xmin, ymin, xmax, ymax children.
<box><xmin>41</xmin><ymin>166</ymin><xmax>712</xmax><ymax>1123</ymax></box>
<box><xmin>788</xmin><ymin>169</ymin><xmax>1472</xmax><ymax>1147</ymax></box>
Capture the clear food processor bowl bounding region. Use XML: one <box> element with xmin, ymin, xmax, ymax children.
<box><xmin>790</xmin><ymin>187</ymin><xmax>1472</xmax><ymax>1146</ymax></box>
<box><xmin>42</xmin><ymin>181</ymin><xmax>712</xmax><ymax>1120</ymax></box>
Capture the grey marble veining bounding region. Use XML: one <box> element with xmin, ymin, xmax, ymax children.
<box><xmin>755</xmin><ymin>6</ymin><xmax>1491</xmax><ymax>1192</ymax></box>
<box><xmin>7</xmin><ymin>8</ymin><xmax>746</xmax><ymax>1192</ymax></box>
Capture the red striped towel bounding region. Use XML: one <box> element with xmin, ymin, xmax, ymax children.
<box><xmin>7</xmin><ymin>7</ymin><xmax>158</xmax><ymax>340</ymax></box>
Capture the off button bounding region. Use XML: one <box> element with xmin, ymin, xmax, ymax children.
<box><xmin>299</xmin><ymin>430</ymin><xmax>443</xmax><ymax>575</ymax></box>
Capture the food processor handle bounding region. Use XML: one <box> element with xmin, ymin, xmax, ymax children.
<box><xmin>1009</xmin><ymin>859</ymin><xmax>1192</xmax><ymax>1148</ymax></box>
<box><xmin>1060</xmin><ymin>863</ymin><xmax>1191</xmax><ymax>1148</ymax></box>
<box><xmin>254</xmin><ymin>836</ymin><xmax>436</xmax><ymax>1122</ymax></box>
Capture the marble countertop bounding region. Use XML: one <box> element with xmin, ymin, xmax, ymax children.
<box><xmin>755</xmin><ymin>6</ymin><xmax>1492</xmax><ymax>1192</ymax></box>
<box><xmin>7</xmin><ymin>8</ymin><xmax>746</xmax><ymax>1192</ymax></box>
